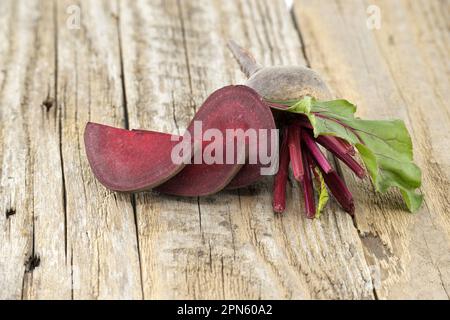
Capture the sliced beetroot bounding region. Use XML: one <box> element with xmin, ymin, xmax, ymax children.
<box><xmin>226</xmin><ymin>128</ymin><xmax>276</xmax><ymax>189</ymax></box>
<box><xmin>156</xmin><ymin>85</ymin><xmax>275</xmax><ymax>196</ymax></box>
<box><xmin>85</xmin><ymin>86</ymin><xmax>275</xmax><ymax>197</ymax></box>
<box><xmin>226</xmin><ymin>105</ymin><xmax>277</xmax><ymax>189</ymax></box>
<box><xmin>84</xmin><ymin>122</ymin><xmax>186</xmax><ymax>192</ymax></box>
<box><xmin>225</xmin><ymin>165</ymin><xmax>261</xmax><ymax>189</ymax></box>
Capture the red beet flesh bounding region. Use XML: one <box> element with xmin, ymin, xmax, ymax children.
<box><xmin>85</xmin><ymin>86</ymin><xmax>274</xmax><ymax>196</ymax></box>
<box><xmin>84</xmin><ymin>122</ymin><xmax>186</xmax><ymax>192</ymax></box>
<box><xmin>156</xmin><ymin>85</ymin><xmax>275</xmax><ymax>196</ymax></box>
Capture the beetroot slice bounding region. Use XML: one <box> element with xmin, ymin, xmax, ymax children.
<box><xmin>156</xmin><ymin>85</ymin><xmax>275</xmax><ymax>196</ymax></box>
<box><xmin>225</xmin><ymin>164</ymin><xmax>261</xmax><ymax>189</ymax></box>
<box><xmin>84</xmin><ymin>122</ymin><xmax>186</xmax><ymax>192</ymax></box>
<box><xmin>225</xmin><ymin>123</ymin><xmax>276</xmax><ymax>189</ymax></box>
<box><xmin>226</xmin><ymin>102</ymin><xmax>277</xmax><ymax>189</ymax></box>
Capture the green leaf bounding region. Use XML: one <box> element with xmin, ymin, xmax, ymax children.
<box><xmin>349</xmin><ymin>119</ymin><xmax>422</xmax><ymax>212</ymax></box>
<box><xmin>311</xmin><ymin>99</ymin><xmax>357</xmax><ymax>119</ymax></box>
<box><xmin>267</xmin><ymin>99</ymin><xmax>303</xmax><ymax>106</ymax></box>
<box><xmin>355</xmin><ymin>143</ymin><xmax>377</xmax><ymax>184</ymax></box>
<box><xmin>312</xmin><ymin>167</ymin><xmax>329</xmax><ymax>218</ymax></box>
<box><xmin>401</xmin><ymin>190</ymin><xmax>424</xmax><ymax>212</ymax></box>
<box><xmin>311</xmin><ymin>116</ymin><xmax>360</xmax><ymax>143</ymax></box>
<box><xmin>268</xmin><ymin>96</ymin><xmax>423</xmax><ymax>212</ymax></box>
<box><xmin>288</xmin><ymin>96</ymin><xmax>313</xmax><ymax>114</ymax></box>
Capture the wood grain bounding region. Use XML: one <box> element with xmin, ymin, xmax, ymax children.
<box><xmin>56</xmin><ymin>0</ymin><xmax>142</xmax><ymax>299</ymax></box>
<box><xmin>0</xmin><ymin>0</ymin><xmax>448</xmax><ymax>299</ymax></box>
<box><xmin>119</xmin><ymin>0</ymin><xmax>372</xmax><ymax>299</ymax></box>
<box><xmin>294</xmin><ymin>0</ymin><xmax>449</xmax><ymax>299</ymax></box>
<box><xmin>0</xmin><ymin>0</ymin><xmax>68</xmax><ymax>299</ymax></box>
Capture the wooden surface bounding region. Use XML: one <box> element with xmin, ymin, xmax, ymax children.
<box><xmin>0</xmin><ymin>0</ymin><xmax>448</xmax><ymax>299</ymax></box>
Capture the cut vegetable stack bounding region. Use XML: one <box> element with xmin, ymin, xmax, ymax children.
<box><xmin>84</xmin><ymin>86</ymin><xmax>423</xmax><ymax>219</ymax></box>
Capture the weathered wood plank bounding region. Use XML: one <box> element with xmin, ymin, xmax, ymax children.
<box><xmin>0</xmin><ymin>0</ymin><xmax>145</xmax><ymax>299</ymax></box>
<box><xmin>294</xmin><ymin>0</ymin><xmax>450</xmax><ymax>299</ymax></box>
<box><xmin>56</xmin><ymin>0</ymin><xmax>143</xmax><ymax>299</ymax></box>
<box><xmin>2</xmin><ymin>0</ymin><xmax>445</xmax><ymax>300</ymax></box>
<box><xmin>0</xmin><ymin>0</ymin><xmax>70</xmax><ymax>299</ymax></box>
<box><xmin>119</xmin><ymin>0</ymin><xmax>373</xmax><ymax>299</ymax></box>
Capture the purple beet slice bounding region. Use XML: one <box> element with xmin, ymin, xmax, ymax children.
<box><xmin>225</xmin><ymin>120</ymin><xmax>277</xmax><ymax>189</ymax></box>
<box><xmin>156</xmin><ymin>85</ymin><xmax>275</xmax><ymax>196</ymax></box>
<box><xmin>226</xmin><ymin>104</ymin><xmax>277</xmax><ymax>189</ymax></box>
<box><xmin>84</xmin><ymin>122</ymin><xmax>186</xmax><ymax>192</ymax></box>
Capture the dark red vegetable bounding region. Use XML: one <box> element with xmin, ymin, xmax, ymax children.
<box><xmin>316</xmin><ymin>135</ymin><xmax>365</xmax><ymax>179</ymax></box>
<box><xmin>287</xmin><ymin>124</ymin><xmax>304</xmax><ymax>181</ymax></box>
<box><xmin>85</xmin><ymin>40</ymin><xmax>374</xmax><ymax>218</ymax></box>
<box><xmin>227</xmin><ymin>41</ymin><xmax>367</xmax><ymax>217</ymax></box>
<box><xmin>321</xmin><ymin>170</ymin><xmax>355</xmax><ymax>215</ymax></box>
<box><xmin>335</xmin><ymin>137</ymin><xmax>355</xmax><ymax>155</ymax></box>
<box><xmin>84</xmin><ymin>123</ymin><xmax>186</xmax><ymax>192</ymax></box>
<box><xmin>302</xmin><ymin>131</ymin><xmax>333</xmax><ymax>174</ymax></box>
<box><xmin>301</xmin><ymin>149</ymin><xmax>316</xmax><ymax>218</ymax></box>
<box><xmin>156</xmin><ymin>85</ymin><xmax>275</xmax><ymax>196</ymax></box>
<box><xmin>85</xmin><ymin>86</ymin><xmax>275</xmax><ymax>196</ymax></box>
<box><xmin>272</xmin><ymin>128</ymin><xmax>289</xmax><ymax>213</ymax></box>
<box><xmin>226</xmin><ymin>125</ymin><xmax>277</xmax><ymax>189</ymax></box>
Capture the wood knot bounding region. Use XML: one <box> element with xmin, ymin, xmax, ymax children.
<box><xmin>388</xmin><ymin>35</ymin><xmax>395</xmax><ymax>46</ymax></box>
<box><xmin>5</xmin><ymin>207</ymin><xmax>16</xmax><ymax>219</ymax></box>
<box><xmin>42</xmin><ymin>97</ymin><xmax>54</xmax><ymax>111</ymax></box>
<box><xmin>25</xmin><ymin>254</ymin><xmax>40</xmax><ymax>272</ymax></box>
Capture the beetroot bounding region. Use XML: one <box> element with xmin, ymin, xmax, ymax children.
<box><xmin>228</xmin><ymin>40</ymin><xmax>331</xmax><ymax>101</ymax></box>
<box><xmin>85</xmin><ymin>86</ymin><xmax>275</xmax><ymax>196</ymax></box>
<box><xmin>228</xmin><ymin>41</ymin><xmax>366</xmax><ymax>217</ymax></box>
<box><xmin>84</xmin><ymin>41</ymin><xmax>421</xmax><ymax>220</ymax></box>
<box><xmin>84</xmin><ymin>123</ymin><xmax>186</xmax><ymax>192</ymax></box>
<box><xmin>157</xmin><ymin>85</ymin><xmax>275</xmax><ymax>196</ymax></box>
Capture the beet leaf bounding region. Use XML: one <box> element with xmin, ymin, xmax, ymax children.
<box><xmin>268</xmin><ymin>97</ymin><xmax>423</xmax><ymax>212</ymax></box>
<box><xmin>310</xmin><ymin>163</ymin><xmax>329</xmax><ymax>218</ymax></box>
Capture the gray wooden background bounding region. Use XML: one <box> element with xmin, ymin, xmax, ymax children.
<box><xmin>0</xmin><ymin>0</ymin><xmax>449</xmax><ymax>299</ymax></box>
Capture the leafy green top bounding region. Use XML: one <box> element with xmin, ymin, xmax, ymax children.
<box><xmin>270</xmin><ymin>97</ymin><xmax>423</xmax><ymax>212</ymax></box>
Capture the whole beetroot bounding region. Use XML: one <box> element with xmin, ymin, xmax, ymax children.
<box><xmin>228</xmin><ymin>40</ymin><xmax>332</xmax><ymax>101</ymax></box>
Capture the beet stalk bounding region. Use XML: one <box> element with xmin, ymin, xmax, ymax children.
<box><xmin>315</xmin><ymin>135</ymin><xmax>348</xmax><ymax>155</ymax></box>
<box><xmin>287</xmin><ymin>125</ymin><xmax>304</xmax><ymax>181</ymax></box>
<box><xmin>322</xmin><ymin>170</ymin><xmax>355</xmax><ymax>215</ymax></box>
<box><xmin>302</xmin><ymin>131</ymin><xmax>333</xmax><ymax>174</ymax></box>
<box><xmin>335</xmin><ymin>137</ymin><xmax>355</xmax><ymax>155</ymax></box>
<box><xmin>315</xmin><ymin>135</ymin><xmax>365</xmax><ymax>179</ymax></box>
<box><xmin>301</xmin><ymin>149</ymin><xmax>316</xmax><ymax>218</ymax></box>
<box><xmin>305</xmin><ymin>150</ymin><xmax>354</xmax><ymax>215</ymax></box>
<box><xmin>272</xmin><ymin>128</ymin><xmax>290</xmax><ymax>213</ymax></box>
<box><xmin>294</xmin><ymin>117</ymin><xmax>313</xmax><ymax>130</ymax></box>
